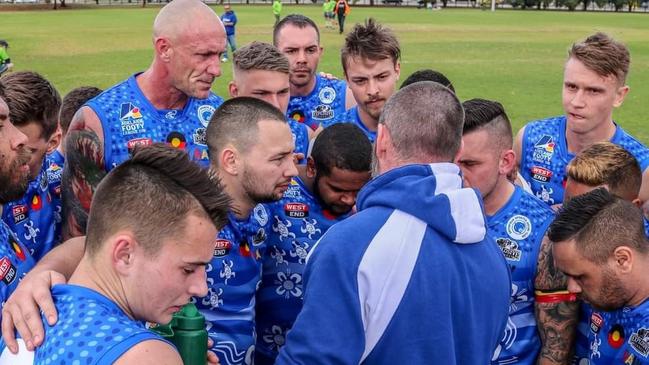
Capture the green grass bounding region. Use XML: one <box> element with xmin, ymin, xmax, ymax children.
<box><xmin>1</xmin><ymin>5</ymin><xmax>649</xmax><ymax>141</ymax></box>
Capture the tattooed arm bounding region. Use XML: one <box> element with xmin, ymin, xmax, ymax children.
<box><xmin>61</xmin><ymin>106</ymin><xmax>106</xmax><ymax>240</ymax></box>
<box><xmin>535</xmin><ymin>235</ymin><xmax>578</xmax><ymax>365</ymax></box>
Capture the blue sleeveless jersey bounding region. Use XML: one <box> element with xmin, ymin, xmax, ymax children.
<box><xmin>194</xmin><ymin>205</ymin><xmax>270</xmax><ymax>365</ymax></box>
<box><xmin>255</xmin><ymin>177</ymin><xmax>350</xmax><ymax>364</ymax></box>
<box><xmin>287</xmin><ymin>75</ymin><xmax>348</xmax><ymax>131</ymax></box>
<box><xmin>34</xmin><ymin>284</ymin><xmax>167</xmax><ymax>365</ymax></box>
<box><xmin>48</xmin><ymin>149</ymin><xmax>65</xmax><ymax>167</ymax></box>
<box><xmin>580</xmin><ymin>300</ymin><xmax>649</xmax><ymax>364</ymax></box>
<box><xmin>0</xmin><ymin>221</ymin><xmax>35</xmax><ymax>309</ymax></box>
<box><xmin>520</xmin><ymin>116</ymin><xmax>649</xmax><ymax>206</ymax></box>
<box><xmin>323</xmin><ymin>106</ymin><xmax>376</xmax><ymax>143</ymax></box>
<box><xmin>487</xmin><ymin>186</ymin><xmax>555</xmax><ymax>365</ymax></box>
<box><xmin>287</xmin><ymin>119</ymin><xmax>309</xmax><ymax>163</ymax></box>
<box><xmin>86</xmin><ymin>74</ymin><xmax>223</xmax><ymax>171</ymax></box>
<box><xmin>2</xmin><ymin>155</ymin><xmax>63</xmax><ymax>261</ymax></box>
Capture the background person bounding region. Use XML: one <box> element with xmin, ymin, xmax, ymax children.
<box><xmin>220</xmin><ymin>4</ymin><xmax>238</xmax><ymax>63</ymax></box>
<box><xmin>335</xmin><ymin>0</ymin><xmax>350</xmax><ymax>34</ymax></box>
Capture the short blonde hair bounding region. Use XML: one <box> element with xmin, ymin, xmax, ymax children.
<box><xmin>567</xmin><ymin>141</ymin><xmax>641</xmax><ymax>201</ymax></box>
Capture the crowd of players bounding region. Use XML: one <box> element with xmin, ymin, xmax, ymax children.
<box><xmin>0</xmin><ymin>0</ymin><xmax>648</xmax><ymax>364</ymax></box>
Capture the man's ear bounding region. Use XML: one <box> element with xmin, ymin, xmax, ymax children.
<box><xmin>220</xmin><ymin>146</ymin><xmax>240</xmax><ymax>176</ymax></box>
<box><xmin>155</xmin><ymin>37</ymin><xmax>173</xmax><ymax>62</ymax></box>
<box><xmin>46</xmin><ymin>128</ymin><xmax>62</xmax><ymax>154</ymax></box>
<box><xmin>229</xmin><ymin>81</ymin><xmax>239</xmax><ymax>98</ymax></box>
<box><xmin>112</xmin><ymin>233</ymin><xmax>138</xmax><ymax>275</ymax></box>
<box><xmin>306</xmin><ymin>156</ymin><xmax>317</xmax><ymax>179</ymax></box>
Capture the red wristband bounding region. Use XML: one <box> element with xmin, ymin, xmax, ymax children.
<box><xmin>535</xmin><ymin>291</ymin><xmax>577</xmax><ymax>303</ymax></box>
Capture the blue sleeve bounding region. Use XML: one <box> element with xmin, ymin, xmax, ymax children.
<box><xmin>233</xmin><ymin>13</ymin><xmax>238</xmax><ymax>25</ymax></box>
<box><xmin>275</xmin><ymin>232</ymin><xmax>365</xmax><ymax>365</ymax></box>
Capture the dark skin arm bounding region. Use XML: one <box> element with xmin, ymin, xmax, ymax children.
<box><xmin>534</xmin><ymin>236</ymin><xmax>578</xmax><ymax>365</ymax></box>
<box><xmin>61</xmin><ymin>106</ymin><xmax>106</xmax><ymax>240</ymax></box>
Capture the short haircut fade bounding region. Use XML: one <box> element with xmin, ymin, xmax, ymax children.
<box><xmin>85</xmin><ymin>144</ymin><xmax>231</xmax><ymax>257</ymax></box>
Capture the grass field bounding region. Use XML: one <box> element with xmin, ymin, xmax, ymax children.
<box><xmin>1</xmin><ymin>6</ymin><xmax>648</xmax><ymax>141</ymax></box>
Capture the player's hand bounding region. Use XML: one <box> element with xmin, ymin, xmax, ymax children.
<box><xmin>207</xmin><ymin>338</ymin><xmax>220</xmax><ymax>365</ymax></box>
<box><xmin>1</xmin><ymin>270</ymin><xmax>65</xmax><ymax>353</ymax></box>
<box><xmin>318</xmin><ymin>71</ymin><xmax>339</xmax><ymax>80</ymax></box>
<box><xmin>294</xmin><ymin>152</ymin><xmax>305</xmax><ymax>164</ymax></box>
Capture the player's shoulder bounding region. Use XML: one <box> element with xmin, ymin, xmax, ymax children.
<box><xmin>114</xmin><ymin>339</ymin><xmax>182</xmax><ymax>365</ymax></box>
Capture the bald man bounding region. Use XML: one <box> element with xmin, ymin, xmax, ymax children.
<box><xmin>61</xmin><ymin>0</ymin><xmax>227</xmax><ymax>239</ymax></box>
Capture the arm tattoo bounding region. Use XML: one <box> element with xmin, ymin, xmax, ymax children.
<box><xmin>61</xmin><ymin>125</ymin><xmax>106</xmax><ymax>239</ymax></box>
<box><xmin>535</xmin><ymin>238</ymin><xmax>578</xmax><ymax>364</ymax></box>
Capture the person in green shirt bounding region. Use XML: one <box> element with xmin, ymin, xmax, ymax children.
<box><xmin>323</xmin><ymin>0</ymin><xmax>335</xmax><ymax>29</ymax></box>
<box><xmin>273</xmin><ymin>0</ymin><xmax>282</xmax><ymax>25</ymax></box>
<box><xmin>0</xmin><ymin>40</ymin><xmax>13</xmax><ymax>75</ymax></box>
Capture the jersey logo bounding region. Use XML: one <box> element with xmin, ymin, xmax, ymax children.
<box><xmin>312</xmin><ymin>104</ymin><xmax>334</xmax><ymax>121</ymax></box>
<box><xmin>11</xmin><ymin>205</ymin><xmax>28</xmax><ymax>224</ymax></box>
<box><xmin>608</xmin><ymin>324</ymin><xmax>625</xmax><ymax>349</ymax></box>
<box><xmin>531</xmin><ymin>166</ymin><xmax>553</xmax><ymax>183</ymax></box>
<box><xmin>623</xmin><ymin>351</ymin><xmax>638</xmax><ymax>364</ymax></box>
<box><xmin>495</xmin><ymin>238</ymin><xmax>522</xmax><ymax>261</ymax></box>
<box><xmin>0</xmin><ymin>257</ymin><xmax>17</xmax><ymax>285</ymax></box>
<box><xmin>127</xmin><ymin>137</ymin><xmax>153</xmax><ymax>155</ymax></box>
<box><xmin>46</xmin><ymin>162</ymin><xmax>62</xmax><ymax>183</ymax></box>
<box><xmin>214</xmin><ymin>239</ymin><xmax>232</xmax><ymax>257</ymax></box>
<box><xmin>9</xmin><ymin>233</ymin><xmax>27</xmax><ymax>261</ymax></box>
<box><xmin>166</xmin><ymin>132</ymin><xmax>187</xmax><ymax>149</ymax></box>
<box><xmin>285</xmin><ymin>203</ymin><xmax>309</xmax><ymax>218</ymax></box>
<box><xmin>629</xmin><ymin>328</ymin><xmax>649</xmax><ymax>357</ymax></box>
<box><xmin>191</xmin><ymin>147</ymin><xmax>209</xmax><ymax>162</ymax></box>
<box><xmin>532</xmin><ymin>135</ymin><xmax>555</xmax><ymax>164</ymax></box>
<box><xmin>254</xmin><ymin>204</ymin><xmax>269</xmax><ymax>226</ymax></box>
<box><xmin>318</xmin><ymin>86</ymin><xmax>336</xmax><ymax>104</ymax></box>
<box><xmin>197</xmin><ymin>105</ymin><xmax>215</xmax><ymax>128</ymax></box>
<box><xmin>590</xmin><ymin>312</ymin><xmax>603</xmax><ymax>333</ymax></box>
<box><xmin>193</xmin><ymin>128</ymin><xmax>207</xmax><ymax>146</ymax></box>
<box><xmin>119</xmin><ymin>103</ymin><xmax>146</xmax><ymax>136</ymax></box>
<box><xmin>289</xmin><ymin>110</ymin><xmax>305</xmax><ymax>124</ymax></box>
<box><xmin>30</xmin><ymin>194</ymin><xmax>42</xmax><ymax>211</ymax></box>
<box><xmin>506</xmin><ymin>215</ymin><xmax>532</xmax><ymax>240</ymax></box>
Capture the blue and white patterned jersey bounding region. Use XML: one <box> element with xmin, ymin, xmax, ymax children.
<box><xmin>487</xmin><ymin>185</ymin><xmax>555</xmax><ymax>365</ymax></box>
<box><xmin>287</xmin><ymin>120</ymin><xmax>309</xmax><ymax>163</ymax></box>
<box><xmin>255</xmin><ymin>177</ymin><xmax>350</xmax><ymax>364</ymax></box>
<box><xmin>194</xmin><ymin>205</ymin><xmax>270</xmax><ymax>365</ymax></box>
<box><xmin>34</xmin><ymin>284</ymin><xmax>168</xmax><ymax>365</ymax></box>
<box><xmin>323</xmin><ymin>106</ymin><xmax>376</xmax><ymax>143</ymax></box>
<box><xmin>47</xmin><ymin>149</ymin><xmax>65</xmax><ymax>167</ymax></box>
<box><xmin>0</xmin><ymin>221</ymin><xmax>35</xmax><ymax>309</ymax></box>
<box><xmin>2</xmin><ymin>155</ymin><xmax>63</xmax><ymax>261</ymax></box>
<box><xmin>581</xmin><ymin>300</ymin><xmax>649</xmax><ymax>364</ymax></box>
<box><xmin>287</xmin><ymin>75</ymin><xmax>348</xmax><ymax>131</ymax></box>
<box><xmin>86</xmin><ymin>73</ymin><xmax>223</xmax><ymax>171</ymax></box>
<box><xmin>520</xmin><ymin>116</ymin><xmax>649</xmax><ymax>206</ymax></box>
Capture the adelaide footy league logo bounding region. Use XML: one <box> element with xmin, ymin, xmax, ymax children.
<box><xmin>532</xmin><ymin>135</ymin><xmax>555</xmax><ymax>164</ymax></box>
<box><xmin>119</xmin><ymin>103</ymin><xmax>146</xmax><ymax>136</ymax></box>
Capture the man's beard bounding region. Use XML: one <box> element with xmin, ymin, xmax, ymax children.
<box><xmin>242</xmin><ymin>168</ymin><xmax>283</xmax><ymax>204</ymax></box>
<box><xmin>587</xmin><ymin>267</ymin><xmax>628</xmax><ymax>311</ymax></box>
<box><xmin>0</xmin><ymin>149</ymin><xmax>30</xmax><ymax>204</ymax></box>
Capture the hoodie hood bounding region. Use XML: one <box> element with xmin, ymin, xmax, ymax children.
<box><xmin>357</xmin><ymin>163</ymin><xmax>487</xmax><ymax>244</ymax></box>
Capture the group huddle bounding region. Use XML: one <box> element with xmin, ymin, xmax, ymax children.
<box><xmin>0</xmin><ymin>0</ymin><xmax>648</xmax><ymax>364</ymax></box>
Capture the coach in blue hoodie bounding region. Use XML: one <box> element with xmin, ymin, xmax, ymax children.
<box><xmin>275</xmin><ymin>81</ymin><xmax>511</xmax><ymax>365</ymax></box>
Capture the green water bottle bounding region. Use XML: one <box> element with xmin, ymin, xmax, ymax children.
<box><xmin>171</xmin><ymin>303</ymin><xmax>208</xmax><ymax>365</ymax></box>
